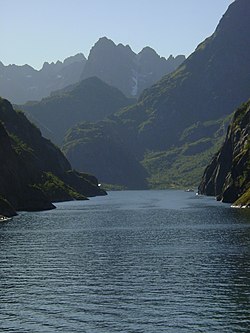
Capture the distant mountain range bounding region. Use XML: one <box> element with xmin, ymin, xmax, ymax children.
<box><xmin>0</xmin><ymin>54</ymin><xmax>86</xmax><ymax>104</ymax></box>
<box><xmin>61</xmin><ymin>0</ymin><xmax>250</xmax><ymax>189</ymax></box>
<box><xmin>0</xmin><ymin>39</ymin><xmax>185</xmax><ymax>104</ymax></box>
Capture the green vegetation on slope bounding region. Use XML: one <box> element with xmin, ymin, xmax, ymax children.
<box><xmin>233</xmin><ymin>188</ymin><xmax>250</xmax><ymax>207</ymax></box>
<box><xmin>142</xmin><ymin>116</ymin><xmax>231</xmax><ymax>189</ymax></box>
<box><xmin>36</xmin><ymin>172</ymin><xmax>87</xmax><ymax>202</ymax></box>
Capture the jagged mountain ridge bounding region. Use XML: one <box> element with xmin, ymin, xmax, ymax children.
<box><xmin>0</xmin><ymin>54</ymin><xmax>86</xmax><ymax>104</ymax></box>
<box><xmin>0</xmin><ymin>38</ymin><xmax>185</xmax><ymax>104</ymax></box>
<box><xmin>63</xmin><ymin>0</ymin><xmax>250</xmax><ymax>189</ymax></box>
<box><xmin>198</xmin><ymin>99</ymin><xmax>250</xmax><ymax>206</ymax></box>
<box><xmin>81</xmin><ymin>37</ymin><xmax>185</xmax><ymax>98</ymax></box>
<box><xmin>0</xmin><ymin>97</ymin><xmax>106</xmax><ymax>216</ymax></box>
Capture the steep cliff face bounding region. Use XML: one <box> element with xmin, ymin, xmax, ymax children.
<box><xmin>198</xmin><ymin>100</ymin><xmax>250</xmax><ymax>206</ymax></box>
<box><xmin>0</xmin><ymin>98</ymin><xmax>106</xmax><ymax>216</ymax></box>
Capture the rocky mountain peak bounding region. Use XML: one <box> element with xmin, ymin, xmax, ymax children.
<box><xmin>63</xmin><ymin>53</ymin><xmax>86</xmax><ymax>65</ymax></box>
<box><xmin>81</xmin><ymin>37</ymin><xmax>185</xmax><ymax>97</ymax></box>
<box><xmin>139</xmin><ymin>46</ymin><xmax>158</xmax><ymax>56</ymax></box>
<box><xmin>89</xmin><ymin>37</ymin><xmax>117</xmax><ymax>55</ymax></box>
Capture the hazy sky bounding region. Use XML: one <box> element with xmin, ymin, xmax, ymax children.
<box><xmin>1</xmin><ymin>0</ymin><xmax>234</xmax><ymax>69</ymax></box>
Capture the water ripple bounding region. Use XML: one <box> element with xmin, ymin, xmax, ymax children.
<box><xmin>0</xmin><ymin>190</ymin><xmax>250</xmax><ymax>332</ymax></box>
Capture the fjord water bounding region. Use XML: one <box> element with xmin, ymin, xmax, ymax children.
<box><xmin>0</xmin><ymin>190</ymin><xmax>249</xmax><ymax>333</ymax></box>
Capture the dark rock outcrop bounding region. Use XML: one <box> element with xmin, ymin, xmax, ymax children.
<box><xmin>198</xmin><ymin>99</ymin><xmax>250</xmax><ymax>205</ymax></box>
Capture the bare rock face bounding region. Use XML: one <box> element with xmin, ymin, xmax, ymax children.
<box><xmin>198</xmin><ymin>99</ymin><xmax>250</xmax><ymax>205</ymax></box>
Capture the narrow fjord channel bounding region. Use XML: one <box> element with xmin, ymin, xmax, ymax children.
<box><xmin>0</xmin><ymin>190</ymin><xmax>249</xmax><ymax>332</ymax></box>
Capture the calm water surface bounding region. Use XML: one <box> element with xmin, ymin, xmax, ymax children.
<box><xmin>0</xmin><ymin>190</ymin><xmax>250</xmax><ymax>332</ymax></box>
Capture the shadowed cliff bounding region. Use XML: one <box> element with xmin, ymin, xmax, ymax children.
<box><xmin>198</xmin><ymin>99</ymin><xmax>250</xmax><ymax>206</ymax></box>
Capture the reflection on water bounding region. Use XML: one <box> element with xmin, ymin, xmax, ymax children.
<box><xmin>0</xmin><ymin>190</ymin><xmax>249</xmax><ymax>332</ymax></box>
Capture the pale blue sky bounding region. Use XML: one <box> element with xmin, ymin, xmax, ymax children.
<box><xmin>1</xmin><ymin>0</ymin><xmax>234</xmax><ymax>69</ymax></box>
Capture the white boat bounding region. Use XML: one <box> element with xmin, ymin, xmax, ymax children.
<box><xmin>0</xmin><ymin>215</ymin><xmax>12</xmax><ymax>222</ymax></box>
<box><xmin>185</xmin><ymin>188</ymin><xmax>195</xmax><ymax>192</ymax></box>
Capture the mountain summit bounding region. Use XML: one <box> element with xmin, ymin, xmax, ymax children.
<box><xmin>81</xmin><ymin>37</ymin><xmax>185</xmax><ymax>97</ymax></box>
